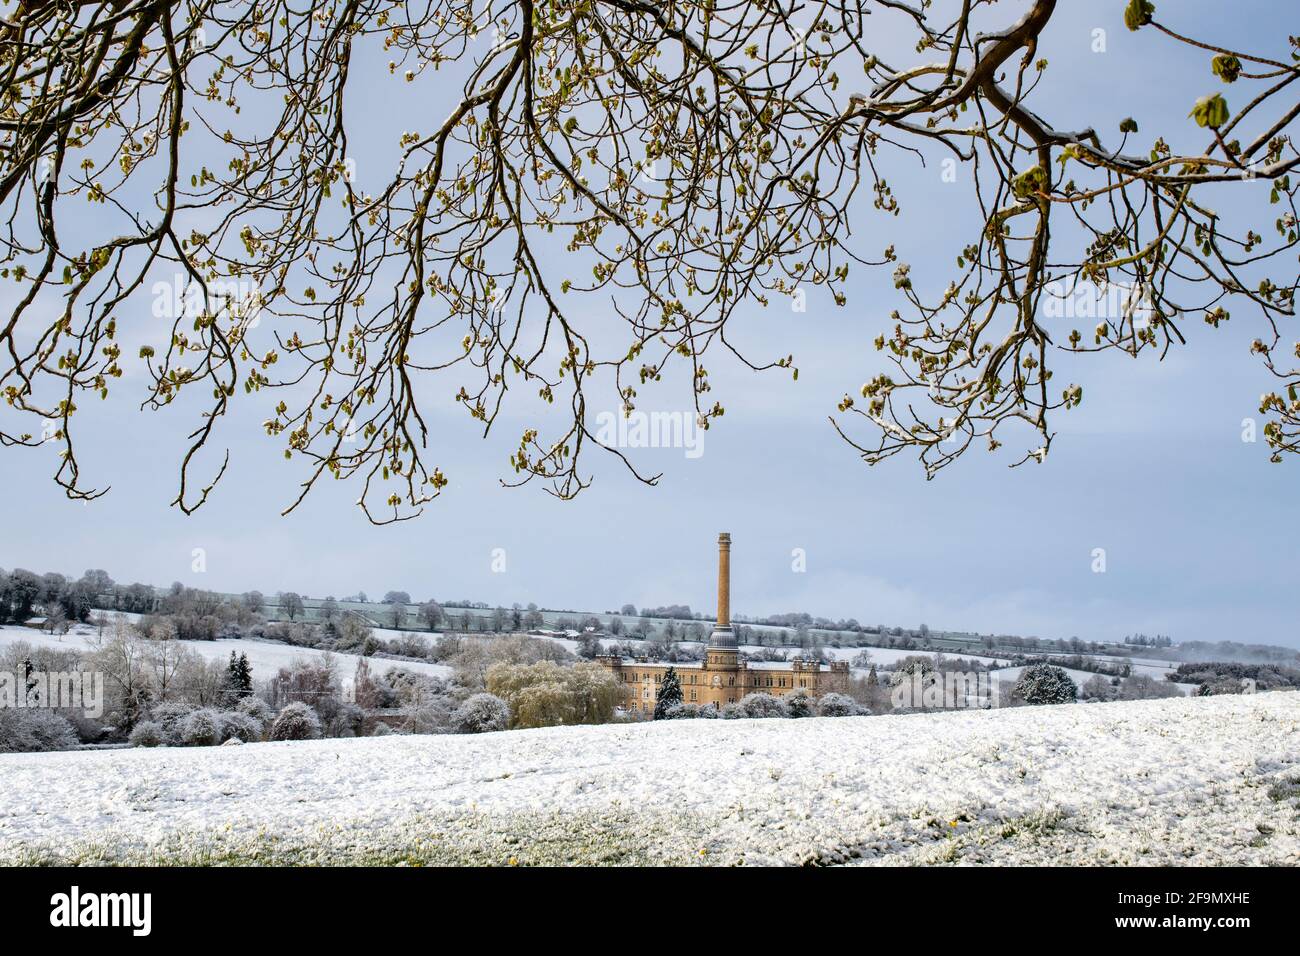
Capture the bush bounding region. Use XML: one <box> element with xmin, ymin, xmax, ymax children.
<box><xmin>0</xmin><ymin>709</ymin><xmax>79</xmax><ymax>753</ymax></box>
<box><xmin>128</xmin><ymin>721</ymin><xmax>165</xmax><ymax>747</ymax></box>
<box><xmin>719</xmin><ymin>702</ymin><xmax>746</xmax><ymax>719</ymax></box>
<box><xmin>452</xmin><ymin>693</ymin><xmax>511</xmax><ymax>733</ymax></box>
<box><xmin>738</xmin><ymin>692</ymin><xmax>790</xmax><ymax>719</ymax></box>
<box><xmin>150</xmin><ymin>701</ymin><xmax>195</xmax><ymax>739</ymax></box>
<box><xmin>1014</xmin><ymin>664</ymin><xmax>1078</xmax><ymax>706</ymax></box>
<box><xmin>325</xmin><ymin>701</ymin><xmax>365</xmax><ymax>738</ymax></box>
<box><xmin>236</xmin><ymin>696</ymin><xmax>273</xmax><ymax>722</ymax></box>
<box><xmin>269</xmin><ymin>701</ymin><xmax>322</xmax><ymax>741</ymax></box>
<box><xmin>817</xmin><ymin>692</ymin><xmax>859</xmax><ymax>717</ymax></box>
<box><xmin>785</xmin><ymin>688</ymin><xmax>814</xmax><ymax>718</ymax></box>
<box><xmin>1080</xmin><ymin>674</ymin><xmax>1117</xmax><ymax>702</ymax></box>
<box><xmin>219</xmin><ymin>711</ymin><xmax>264</xmax><ymax>743</ymax></box>
<box><xmin>1119</xmin><ymin>675</ymin><xmax>1181</xmax><ymax>700</ymax></box>
<box><xmin>177</xmin><ymin>707</ymin><xmax>223</xmax><ymax>746</ymax></box>
<box><xmin>662</xmin><ymin>702</ymin><xmax>718</xmax><ymax>720</ymax></box>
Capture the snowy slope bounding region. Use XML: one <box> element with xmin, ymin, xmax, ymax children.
<box><xmin>0</xmin><ymin>625</ymin><xmax>451</xmax><ymax>682</ymax></box>
<box><xmin>835</xmin><ymin>645</ymin><xmax>1007</xmax><ymax>669</ymax></box>
<box><xmin>1</xmin><ymin>692</ymin><xmax>1297</xmax><ymax>866</ymax></box>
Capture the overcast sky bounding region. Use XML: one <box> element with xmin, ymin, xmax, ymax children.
<box><xmin>2</xmin><ymin>1</ymin><xmax>1295</xmax><ymax>648</ymax></box>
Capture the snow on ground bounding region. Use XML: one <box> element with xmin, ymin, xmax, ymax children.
<box><xmin>1</xmin><ymin>692</ymin><xmax>1296</xmax><ymax>866</ymax></box>
<box><xmin>0</xmin><ymin>625</ymin><xmax>451</xmax><ymax>682</ymax></box>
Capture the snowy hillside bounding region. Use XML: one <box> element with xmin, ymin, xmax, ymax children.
<box><xmin>2</xmin><ymin>692</ymin><xmax>1297</xmax><ymax>866</ymax></box>
<box><xmin>0</xmin><ymin>624</ymin><xmax>452</xmax><ymax>682</ymax></box>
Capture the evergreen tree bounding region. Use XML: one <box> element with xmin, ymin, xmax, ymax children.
<box><xmin>221</xmin><ymin>651</ymin><xmax>254</xmax><ymax>705</ymax></box>
<box><xmin>653</xmin><ymin>667</ymin><xmax>683</xmax><ymax>720</ymax></box>
<box><xmin>1014</xmin><ymin>663</ymin><xmax>1078</xmax><ymax>706</ymax></box>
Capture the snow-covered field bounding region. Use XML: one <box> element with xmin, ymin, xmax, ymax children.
<box><xmin>1</xmin><ymin>692</ymin><xmax>1296</xmax><ymax>866</ymax></box>
<box><xmin>0</xmin><ymin>625</ymin><xmax>452</xmax><ymax>682</ymax></box>
<box><xmin>834</xmin><ymin>645</ymin><xmax>1008</xmax><ymax>669</ymax></box>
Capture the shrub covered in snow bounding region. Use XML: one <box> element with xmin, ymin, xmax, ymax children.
<box><xmin>149</xmin><ymin>701</ymin><xmax>195</xmax><ymax>739</ymax></box>
<box><xmin>662</xmin><ymin>702</ymin><xmax>718</xmax><ymax>720</ymax></box>
<box><xmin>452</xmin><ymin>693</ymin><xmax>511</xmax><ymax>733</ymax></box>
<box><xmin>719</xmin><ymin>702</ymin><xmax>746</xmax><ymax>719</ymax></box>
<box><xmin>817</xmin><ymin>692</ymin><xmax>859</xmax><ymax>717</ymax></box>
<box><xmin>325</xmin><ymin>701</ymin><xmax>365</xmax><ymax>738</ymax></box>
<box><xmin>1083</xmin><ymin>673</ymin><xmax>1180</xmax><ymax>703</ymax></box>
<box><xmin>0</xmin><ymin>709</ymin><xmax>78</xmax><ymax>753</ymax></box>
<box><xmin>1015</xmin><ymin>664</ymin><xmax>1078</xmax><ymax>705</ymax></box>
<box><xmin>784</xmin><ymin>689</ymin><xmax>814</xmax><ymax>718</ymax></box>
<box><xmin>1119</xmin><ymin>675</ymin><xmax>1182</xmax><ymax>701</ymax></box>
<box><xmin>738</xmin><ymin>693</ymin><xmax>789</xmax><ymax>719</ymax></box>
<box><xmin>177</xmin><ymin>707</ymin><xmax>223</xmax><ymax>746</ymax></box>
<box><xmin>269</xmin><ymin>701</ymin><xmax>322</xmax><ymax>741</ymax></box>
<box><xmin>128</xmin><ymin>721</ymin><xmax>165</xmax><ymax>747</ymax></box>
<box><xmin>219</xmin><ymin>711</ymin><xmax>264</xmax><ymax>743</ymax></box>
<box><xmin>1080</xmin><ymin>674</ymin><xmax>1118</xmax><ymax>702</ymax></box>
<box><xmin>236</xmin><ymin>696</ymin><xmax>273</xmax><ymax>722</ymax></box>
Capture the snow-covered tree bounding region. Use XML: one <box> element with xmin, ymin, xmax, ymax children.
<box><xmin>128</xmin><ymin>721</ymin><xmax>165</xmax><ymax>748</ymax></box>
<box><xmin>279</xmin><ymin>592</ymin><xmax>305</xmax><ymax>621</ymax></box>
<box><xmin>418</xmin><ymin>600</ymin><xmax>444</xmax><ymax>632</ymax></box>
<box><xmin>0</xmin><ymin>709</ymin><xmax>78</xmax><ymax>752</ymax></box>
<box><xmin>1080</xmin><ymin>674</ymin><xmax>1117</xmax><ymax>703</ymax></box>
<box><xmin>236</xmin><ymin>696</ymin><xmax>273</xmax><ymax>723</ymax></box>
<box><xmin>653</xmin><ymin>667</ymin><xmax>684</xmax><ymax>720</ymax></box>
<box><xmin>452</xmin><ymin>694</ymin><xmax>511</xmax><ymax>734</ymax></box>
<box><xmin>220</xmin><ymin>651</ymin><xmax>254</xmax><ymax>706</ymax></box>
<box><xmin>817</xmin><ymin>693</ymin><xmax>859</xmax><ymax>717</ymax></box>
<box><xmin>219</xmin><ymin>711</ymin><xmax>264</xmax><ymax>743</ymax></box>
<box><xmin>485</xmin><ymin>661</ymin><xmax>620</xmax><ymax>729</ymax></box>
<box><xmin>784</xmin><ymin>688</ymin><xmax>814</xmax><ymax>718</ymax></box>
<box><xmin>1014</xmin><ymin>664</ymin><xmax>1078</xmax><ymax>706</ymax></box>
<box><xmin>269</xmin><ymin>701</ymin><xmax>323</xmax><ymax>741</ymax></box>
<box><xmin>177</xmin><ymin>708</ymin><xmax>223</xmax><ymax>746</ymax></box>
<box><xmin>663</xmin><ymin>703</ymin><xmax>718</xmax><ymax>720</ymax></box>
<box><xmin>149</xmin><ymin>701</ymin><xmax>195</xmax><ymax>743</ymax></box>
<box><xmin>738</xmin><ymin>693</ymin><xmax>790</xmax><ymax>719</ymax></box>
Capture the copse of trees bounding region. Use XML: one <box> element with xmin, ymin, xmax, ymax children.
<box><xmin>0</xmin><ymin>568</ymin><xmax>111</xmax><ymax>626</ymax></box>
<box><xmin>1172</xmin><ymin>662</ymin><xmax>1300</xmax><ymax>693</ymax></box>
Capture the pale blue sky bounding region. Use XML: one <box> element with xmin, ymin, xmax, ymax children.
<box><xmin>1</xmin><ymin>2</ymin><xmax>1295</xmax><ymax>647</ymax></box>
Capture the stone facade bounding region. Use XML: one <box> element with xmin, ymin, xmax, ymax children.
<box><xmin>596</xmin><ymin>532</ymin><xmax>850</xmax><ymax>715</ymax></box>
<box><xmin>598</xmin><ymin>655</ymin><xmax>851</xmax><ymax>715</ymax></box>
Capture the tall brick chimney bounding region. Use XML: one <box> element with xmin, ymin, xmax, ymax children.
<box><xmin>708</xmin><ymin>532</ymin><xmax>737</xmax><ymax>651</ymax></box>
